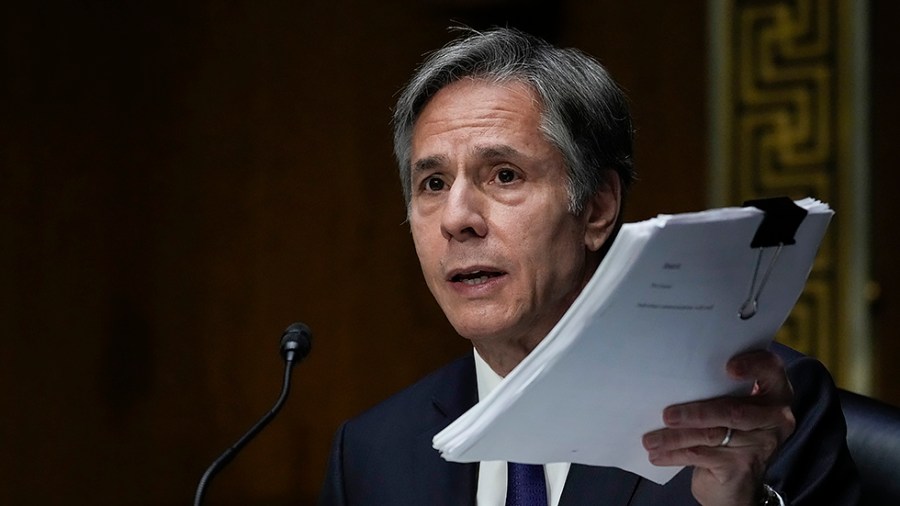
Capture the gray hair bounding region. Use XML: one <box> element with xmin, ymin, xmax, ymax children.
<box><xmin>392</xmin><ymin>27</ymin><xmax>635</xmax><ymax>215</ymax></box>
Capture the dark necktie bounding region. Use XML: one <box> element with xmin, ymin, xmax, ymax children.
<box><xmin>506</xmin><ymin>462</ymin><xmax>548</xmax><ymax>506</ymax></box>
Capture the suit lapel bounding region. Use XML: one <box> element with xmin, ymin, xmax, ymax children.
<box><xmin>411</xmin><ymin>354</ymin><xmax>479</xmax><ymax>506</ymax></box>
<box><xmin>559</xmin><ymin>464</ymin><xmax>641</xmax><ymax>506</ymax></box>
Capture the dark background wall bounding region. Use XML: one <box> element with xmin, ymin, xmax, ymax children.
<box><xmin>870</xmin><ymin>0</ymin><xmax>900</xmax><ymax>411</ymax></box>
<box><xmin>1</xmin><ymin>1</ymin><xmax>895</xmax><ymax>504</ymax></box>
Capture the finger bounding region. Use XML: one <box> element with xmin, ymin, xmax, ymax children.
<box><xmin>643</xmin><ymin>426</ymin><xmax>735</xmax><ymax>452</ymax></box>
<box><xmin>727</xmin><ymin>350</ymin><xmax>793</xmax><ymax>400</ymax></box>
<box><xmin>647</xmin><ymin>445</ymin><xmax>767</xmax><ymax>483</ymax></box>
<box><xmin>663</xmin><ymin>397</ymin><xmax>795</xmax><ymax>435</ymax></box>
<box><xmin>644</xmin><ymin>426</ymin><xmax>779</xmax><ymax>455</ymax></box>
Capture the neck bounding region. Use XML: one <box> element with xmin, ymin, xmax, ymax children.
<box><xmin>472</xmin><ymin>336</ymin><xmax>541</xmax><ymax>377</ymax></box>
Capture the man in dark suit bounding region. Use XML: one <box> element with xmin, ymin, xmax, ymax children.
<box><xmin>320</xmin><ymin>28</ymin><xmax>859</xmax><ymax>505</ymax></box>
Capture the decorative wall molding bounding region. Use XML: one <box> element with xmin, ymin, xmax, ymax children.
<box><xmin>709</xmin><ymin>0</ymin><xmax>871</xmax><ymax>390</ymax></box>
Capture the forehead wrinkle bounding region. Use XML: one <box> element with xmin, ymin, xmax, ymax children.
<box><xmin>472</xmin><ymin>144</ymin><xmax>521</xmax><ymax>161</ymax></box>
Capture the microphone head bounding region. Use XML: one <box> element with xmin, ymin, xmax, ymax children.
<box><xmin>280</xmin><ymin>322</ymin><xmax>312</xmax><ymax>363</ymax></box>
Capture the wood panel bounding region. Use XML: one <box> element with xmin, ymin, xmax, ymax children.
<box><xmin>0</xmin><ymin>1</ymin><xmax>714</xmax><ymax>504</ymax></box>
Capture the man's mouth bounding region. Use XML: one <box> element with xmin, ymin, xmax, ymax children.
<box><xmin>450</xmin><ymin>270</ymin><xmax>505</xmax><ymax>286</ymax></box>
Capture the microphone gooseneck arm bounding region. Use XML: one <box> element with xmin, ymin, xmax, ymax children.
<box><xmin>193</xmin><ymin>322</ymin><xmax>312</xmax><ymax>506</ymax></box>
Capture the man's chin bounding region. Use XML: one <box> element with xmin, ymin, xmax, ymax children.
<box><xmin>450</xmin><ymin>323</ymin><xmax>508</xmax><ymax>343</ymax></box>
<box><xmin>449</xmin><ymin>320</ymin><xmax>526</xmax><ymax>346</ymax></box>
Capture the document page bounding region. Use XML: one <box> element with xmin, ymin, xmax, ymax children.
<box><xmin>433</xmin><ymin>199</ymin><xmax>832</xmax><ymax>484</ymax></box>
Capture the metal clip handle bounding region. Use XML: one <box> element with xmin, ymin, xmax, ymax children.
<box><xmin>739</xmin><ymin>243</ymin><xmax>783</xmax><ymax>320</ymax></box>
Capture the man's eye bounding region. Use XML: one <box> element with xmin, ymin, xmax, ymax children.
<box><xmin>496</xmin><ymin>168</ymin><xmax>518</xmax><ymax>184</ymax></box>
<box><xmin>426</xmin><ymin>177</ymin><xmax>445</xmax><ymax>191</ymax></box>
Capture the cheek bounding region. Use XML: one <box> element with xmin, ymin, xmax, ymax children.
<box><xmin>526</xmin><ymin>217</ymin><xmax>586</xmax><ymax>283</ymax></box>
<box><xmin>410</xmin><ymin>224</ymin><xmax>442</xmax><ymax>278</ymax></box>
<box><xmin>409</xmin><ymin>215</ymin><xmax>430</xmax><ymax>251</ymax></box>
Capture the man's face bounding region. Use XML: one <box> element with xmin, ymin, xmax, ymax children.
<box><xmin>408</xmin><ymin>79</ymin><xmax>617</xmax><ymax>355</ymax></box>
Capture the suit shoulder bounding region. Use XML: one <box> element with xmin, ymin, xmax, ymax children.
<box><xmin>346</xmin><ymin>354</ymin><xmax>476</xmax><ymax>431</ymax></box>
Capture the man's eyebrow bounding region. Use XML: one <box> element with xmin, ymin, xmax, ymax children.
<box><xmin>412</xmin><ymin>155</ymin><xmax>448</xmax><ymax>175</ymax></box>
<box><xmin>411</xmin><ymin>145</ymin><xmax>525</xmax><ymax>175</ymax></box>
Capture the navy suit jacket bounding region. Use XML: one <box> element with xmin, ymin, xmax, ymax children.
<box><xmin>320</xmin><ymin>343</ymin><xmax>859</xmax><ymax>505</ymax></box>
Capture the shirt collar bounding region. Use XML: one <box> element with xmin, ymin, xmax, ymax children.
<box><xmin>473</xmin><ymin>348</ymin><xmax>504</xmax><ymax>401</ymax></box>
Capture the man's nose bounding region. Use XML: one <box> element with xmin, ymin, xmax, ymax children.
<box><xmin>440</xmin><ymin>180</ymin><xmax>487</xmax><ymax>241</ymax></box>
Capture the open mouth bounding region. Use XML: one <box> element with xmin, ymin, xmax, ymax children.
<box><xmin>451</xmin><ymin>270</ymin><xmax>505</xmax><ymax>286</ymax></box>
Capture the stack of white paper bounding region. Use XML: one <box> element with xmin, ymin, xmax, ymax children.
<box><xmin>432</xmin><ymin>198</ymin><xmax>833</xmax><ymax>484</ymax></box>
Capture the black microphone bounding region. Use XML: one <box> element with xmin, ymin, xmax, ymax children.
<box><xmin>193</xmin><ymin>322</ymin><xmax>312</xmax><ymax>506</ymax></box>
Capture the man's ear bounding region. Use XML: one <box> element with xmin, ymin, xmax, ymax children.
<box><xmin>582</xmin><ymin>173</ymin><xmax>622</xmax><ymax>252</ymax></box>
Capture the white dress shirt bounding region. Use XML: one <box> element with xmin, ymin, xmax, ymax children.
<box><xmin>473</xmin><ymin>349</ymin><xmax>571</xmax><ymax>506</ymax></box>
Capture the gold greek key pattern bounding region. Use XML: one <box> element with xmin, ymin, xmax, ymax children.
<box><xmin>725</xmin><ymin>0</ymin><xmax>844</xmax><ymax>374</ymax></box>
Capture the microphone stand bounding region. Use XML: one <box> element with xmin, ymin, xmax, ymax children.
<box><xmin>194</xmin><ymin>322</ymin><xmax>310</xmax><ymax>506</ymax></box>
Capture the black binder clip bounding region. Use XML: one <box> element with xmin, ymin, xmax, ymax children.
<box><xmin>738</xmin><ymin>197</ymin><xmax>808</xmax><ymax>320</ymax></box>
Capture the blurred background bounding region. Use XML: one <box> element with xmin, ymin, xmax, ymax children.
<box><xmin>2</xmin><ymin>0</ymin><xmax>897</xmax><ymax>504</ymax></box>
